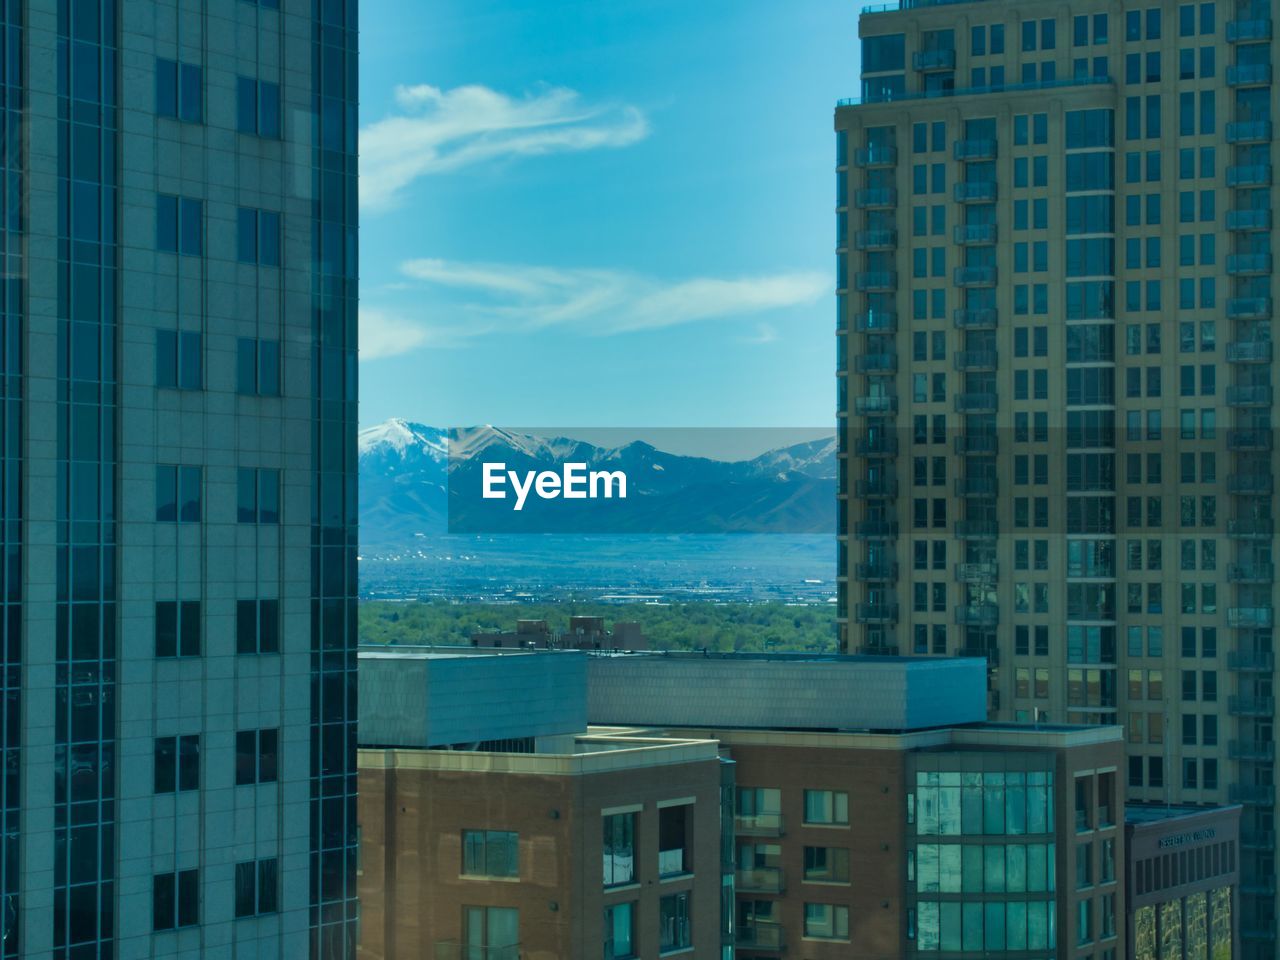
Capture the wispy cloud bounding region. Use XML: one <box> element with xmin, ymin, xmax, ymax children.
<box><xmin>360</xmin><ymin>259</ymin><xmax>828</xmax><ymax>360</ymax></box>
<box><xmin>359</xmin><ymin>84</ymin><xmax>650</xmax><ymax>212</ymax></box>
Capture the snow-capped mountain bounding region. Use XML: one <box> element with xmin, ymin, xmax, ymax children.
<box><xmin>358</xmin><ymin>420</ymin><xmax>837</xmax><ymax>546</ymax></box>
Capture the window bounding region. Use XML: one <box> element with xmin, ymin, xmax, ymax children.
<box><xmin>236</xmin><ymin>207</ymin><xmax>282</xmax><ymax>266</ymax></box>
<box><xmin>604</xmin><ymin>902</ymin><xmax>636</xmax><ymax>960</ymax></box>
<box><xmin>234</xmin><ymin>728</ymin><xmax>279</xmax><ymax>785</ymax></box>
<box><xmin>153</xmin><ymin>869</ymin><xmax>199</xmax><ymax>930</ymax></box>
<box><xmin>462</xmin><ymin>830</ymin><xmax>518</xmax><ymax>878</ymax></box>
<box><xmin>236</xmin><ymin>599</ymin><xmax>280</xmax><ymax>654</ymax></box>
<box><xmin>659</xmin><ymin>892</ymin><xmax>691</xmax><ymax>953</ymax></box>
<box><xmin>603</xmin><ymin>811</ymin><xmax>637</xmax><ymax>886</ymax></box>
<box><xmin>155</xmin><ymin>600</ymin><xmax>200</xmax><ymax>658</ymax></box>
<box><xmin>154</xmin><ymin>735</ymin><xmax>199</xmax><ymax>793</ymax></box>
<box><xmin>237</xmin><ymin>467</ymin><xmax>280</xmax><ymax>524</ymax></box>
<box><xmin>155</xmin><ymin>58</ymin><xmax>202</xmax><ymax>123</ymax></box>
<box><xmin>803</xmin><ymin>789</ymin><xmax>849</xmax><ymax>826</ymax></box>
<box><xmin>155</xmin><ymin>465</ymin><xmax>202</xmax><ymax>523</ymax></box>
<box><xmin>464</xmin><ymin>906</ymin><xmax>519</xmax><ymax>958</ymax></box>
<box><xmin>155</xmin><ymin>330</ymin><xmax>202</xmax><ymax>390</ymax></box>
<box><xmin>156</xmin><ymin>195</ymin><xmax>203</xmax><ymax>256</ymax></box>
<box><xmin>804</xmin><ymin>902</ymin><xmax>850</xmax><ymax>940</ymax></box>
<box><xmin>236</xmin><ymin>76</ymin><xmax>281</xmax><ymax>137</ymax></box>
<box><xmin>803</xmin><ymin>846</ymin><xmax>850</xmax><ymax>883</ymax></box>
<box><xmin>658</xmin><ymin>804</ymin><xmax>692</xmax><ymax>877</ymax></box>
<box><xmin>234</xmin><ymin>858</ymin><xmax>279</xmax><ymax>918</ymax></box>
<box><xmin>236</xmin><ymin>338</ymin><xmax>281</xmax><ymax>396</ymax></box>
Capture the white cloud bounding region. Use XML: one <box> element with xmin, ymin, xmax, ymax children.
<box><xmin>359</xmin><ymin>84</ymin><xmax>650</xmax><ymax>212</ymax></box>
<box><xmin>359</xmin><ymin>259</ymin><xmax>828</xmax><ymax>360</ymax></box>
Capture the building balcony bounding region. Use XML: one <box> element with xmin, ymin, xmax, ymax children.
<box><xmin>954</xmin><ymin>349</ymin><xmax>997</xmax><ymax>372</ymax></box>
<box><xmin>857</xmin><ymin>641</ymin><xmax>900</xmax><ymax>655</ymax></box>
<box><xmin>854</xmin><ymin>351</ymin><xmax>898</xmax><ymax>373</ymax></box>
<box><xmin>856</xmin><ymin>435</ymin><xmax>899</xmax><ymax>457</ymax></box>
<box><xmin>1230</xmin><ymin>740</ymin><xmax>1275</xmax><ymax>762</ymax></box>
<box><xmin>955</xmin><ymin>561</ymin><xmax>998</xmax><ymax>583</ymax></box>
<box><xmin>954</xmin><ymin>265</ymin><xmax>997</xmax><ymax>287</ymax></box>
<box><xmin>854</xmin><ymin>519</ymin><xmax>899</xmax><ymax>539</ymax></box>
<box><xmin>1228</xmin><ymin>606</ymin><xmax>1274</xmax><ymax>627</ymax></box>
<box><xmin>736</xmin><ymin>925</ymin><xmax>785</xmax><ymax>951</ymax></box>
<box><xmin>853</xmin><ymin>395</ymin><xmax>898</xmax><ymax>415</ymax></box>
<box><xmin>1227</xmin><ymin>473</ymin><xmax>1274</xmax><ymax>495</ymax></box>
<box><xmin>1228</xmin><ymin>564</ymin><xmax>1275</xmax><ymax>584</ymax></box>
<box><xmin>853</xmin><ymin>145</ymin><xmax>898</xmax><ymax>168</ymax></box>
<box><xmin>955</xmin><ymin>519</ymin><xmax>999</xmax><ymax>539</ymax></box>
<box><xmin>1227</xmin><ymin>18</ymin><xmax>1273</xmax><ymax>41</ymax></box>
<box><xmin>958</xmin><ymin>644</ymin><xmax>999</xmax><ymax>665</ymax></box>
<box><xmin>854</xmin><ymin>187</ymin><xmax>898</xmax><ymax>209</ymax></box>
<box><xmin>955</xmin><ymin>476</ymin><xmax>997</xmax><ymax>497</ymax></box>
<box><xmin>855</xmin><ymin>271</ymin><xmax>898</xmax><ymax>292</ymax></box>
<box><xmin>1227</xmin><ymin>428</ymin><xmax>1273</xmax><ymax>451</ymax></box>
<box><xmin>1226</xmin><ymin>339</ymin><xmax>1274</xmax><ymax>363</ymax></box>
<box><xmin>854</xmin><ymin>309</ymin><xmax>897</xmax><ymax>333</ymax></box>
<box><xmin>1229</xmin><ymin>695</ymin><xmax>1276</xmax><ymax>717</ymax></box>
<box><xmin>1227</xmin><ymin>164</ymin><xmax>1273</xmax><ymax>187</ymax></box>
<box><xmin>434</xmin><ymin>943</ymin><xmax>520</xmax><ymax>960</ymax></box>
<box><xmin>1228</xmin><ymin>517</ymin><xmax>1274</xmax><ymax>538</ymax></box>
<box><xmin>736</xmin><ymin>866</ymin><xmax>785</xmax><ymax>894</ymax></box>
<box><xmin>854</xmin><ymin>561</ymin><xmax>899</xmax><ymax>582</ymax></box>
<box><xmin>1241</xmin><ymin>877</ymin><xmax>1279</xmax><ymax>897</ymax></box>
<box><xmin>1241</xmin><ymin>829</ymin><xmax>1276</xmax><ymax>850</ymax></box>
<box><xmin>855</xmin><ymin>476</ymin><xmax>898</xmax><ymax>497</ymax></box>
<box><xmin>854</xmin><ymin>229</ymin><xmax>898</xmax><ymax>251</ymax></box>
<box><xmin>1226</xmin><ymin>120</ymin><xmax>1273</xmax><ymax>143</ymax></box>
<box><xmin>1229</xmin><ymin>650</ymin><xmax>1276</xmax><ymax>671</ymax></box>
<box><xmin>954</xmin><ymin>603</ymin><xmax>999</xmax><ymax>627</ymax></box>
<box><xmin>954</xmin><ymin>392</ymin><xmax>997</xmax><ymax>413</ymax></box>
<box><xmin>913</xmin><ymin>48</ymin><xmax>956</xmax><ymax>71</ymax></box>
<box><xmin>1226</xmin><ymin>296</ymin><xmax>1272</xmax><ymax>319</ymax></box>
<box><xmin>954</xmin><ymin>181</ymin><xmax>998</xmax><ymax>203</ymax></box>
<box><xmin>954</xmin><ymin>307</ymin><xmax>997</xmax><ymax>329</ymax></box>
<box><xmin>955</xmin><ymin>433</ymin><xmax>997</xmax><ymax>455</ymax></box>
<box><xmin>735</xmin><ymin>812</ymin><xmax>784</xmax><ymax>837</ymax></box>
<box><xmin>854</xmin><ymin>602</ymin><xmax>899</xmax><ymax>623</ymax></box>
<box><xmin>954</xmin><ymin>222</ymin><xmax>997</xmax><ymax>245</ymax></box>
<box><xmin>1241</xmin><ymin>922</ymin><xmax>1278</xmax><ymax>943</ymax></box>
<box><xmin>1226</xmin><ymin>384</ymin><xmax>1273</xmax><ymax>407</ymax></box>
<box><xmin>1227</xmin><ymin>253</ymin><xmax>1272</xmax><ymax>276</ymax></box>
<box><xmin>953</xmin><ymin>138</ymin><xmax>997</xmax><ymax>161</ymax></box>
<box><xmin>1226</xmin><ymin>208</ymin><xmax>1272</xmax><ymax>231</ymax></box>
<box><xmin>1229</xmin><ymin>784</ymin><xmax>1277</xmax><ymax>807</ymax></box>
<box><xmin>1227</xmin><ymin>63</ymin><xmax>1273</xmax><ymax>86</ymax></box>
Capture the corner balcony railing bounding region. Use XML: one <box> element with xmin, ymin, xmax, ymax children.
<box><xmin>1229</xmin><ymin>696</ymin><xmax>1276</xmax><ymax>718</ymax></box>
<box><xmin>1227</xmin><ymin>472</ymin><xmax>1274</xmax><ymax>495</ymax></box>
<box><xmin>1228</xmin><ymin>517</ymin><xmax>1274</xmax><ymax>538</ymax></box>
<box><xmin>913</xmin><ymin>48</ymin><xmax>957</xmax><ymax>71</ymax></box>
<box><xmin>1228</xmin><ymin>650</ymin><xmax>1275</xmax><ymax>671</ymax></box>
<box><xmin>736</xmin><ymin>925</ymin><xmax>785</xmax><ymax>950</ymax></box>
<box><xmin>1226</xmin><ymin>384</ymin><xmax>1273</xmax><ymax>407</ymax></box>
<box><xmin>955</xmin><ymin>519</ymin><xmax>998</xmax><ymax>539</ymax></box>
<box><xmin>735</xmin><ymin>812</ymin><xmax>784</xmax><ymax>837</ymax></box>
<box><xmin>853</xmin><ymin>395</ymin><xmax>897</xmax><ymax>415</ymax></box>
<box><xmin>1226</xmin><ymin>18</ymin><xmax>1273</xmax><ymax>42</ymax></box>
<box><xmin>953</xmin><ymin>138</ymin><xmax>997</xmax><ymax>161</ymax></box>
<box><xmin>854</xmin><ymin>561</ymin><xmax>898</xmax><ymax>582</ymax></box>
<box><xmin>954</xmin><ymin>181</ymin><xmax>998</xmax><ymax>203</ymax></box>
<box><xmin>855</xmin><ymin>476</ymin><xmax>898</xmax><ymax>497</ymax></box>
<box><xmin>858</xmin><ymin>641</ymin><xmax>899</xmax><ymax>656</ymax></box>
<box><xmin>1228</xmin><ymin>606</ymin><xmax>1275</xmax><ymax>628</ymax></box>
<box><xmin>954</xmin><ymin>603</ymin><xmax>999</xmax><ymax>627</ymax></box>
<box><xmin>1227</xmin><ymin>63</ymin><xmax>1273</xmax><ymax>86</ymax></box>
<box><xmin>955</xmin><ymin>433</ymin><xmax>997</xmax><ymax>455</ymax></box>
<box><xmin>853</xmin><ymin>145</ymin><xmax>898</xmax><ymax>168</ymax></box>
<box><xmin>954</xmin><ymin>392</ymin><xmax>997</xmax><ymax>413</ymax></box>
<box><xmin>1226</xmin><ymin>120</ymin><xmax>1273</xmax><ymax>143</ymax></box>
<box><xmin>854</xmin><ymin>229</ymin><xmax>898</xmax><ymax>250</ymax></box>
<box><xmin>1226</xmin><ymin>297</ymin><xmax>1272</xmax><ymax>319</ymax></box>
<box><xmin>1226</xmin><ymin>208</ymin><xmax>1272</xmax><ymax>231</ymax></box>
<box><xmin>954</xmin><ymin>349</ymin><xmax>997</xmax><ymax>371</ymax></box>
<box><xmin>1227</xmin><ymin>428</ymin><xmax>1273</xmax><ymax>451</ymax></box>
<box><xmin>736</xmin><ymin>866</ymin><xmax>785</xmax><ymax>894</ymax></box>
<box><xmin>954</xmin><ymin>222</ymin><xmax>997</xmax><ymax>245</ymax></box>
<box><xmin>1228</xmin><ymin>784</ymin><xmax>1276</xmax><ymax>806</ymax></box>
<box><xmin>1231</xmin><ymin>740</ymin><xmax>1276</xmax><ymax>762</ymax></box>
<box><xmin>954</xmin><ymin>561</ymin><xmax>998</xmax><ymax>582</ymax></box>
<box><xmin>854</xmin><ymin>519</ymin><xmax>899</xmax><ymax>539</ymax></box>
<box><xmin>954</xmin><ymin>265</ymin><xmax>997</xmax><ymax>287</ymax></box>
<box><xmin>855</xmin><ymin>271</ymin><xmax>898</xmax><ymax>292</ymax></box>
<box><xmin>854</xmin><ymin>187</ymin><xmax>898</xmax><ymax>209</ymax></box>
<box><xmin>854</xmin><ymin>602</ymin><xmax>900</xmax><ymax>623</ymax></box>
<box><xmin>856</xmin><ymin>435</ymin><xmax>899</xmax><ymax>457</ymax></box>
<box><xmin>1226</xmin><ymin>339</ymin><xmax>1274</xmax><ymax>363</ymax></box>
<box><xmin>955</xmin><ymin>476</ymin><xmax>997</xmax><ymax>497</ymax></box>
<box><xmin>1241</xmin><ymin>829</ymin><xmax>1276</xmax><ymax>850</ymax></box>
<box><xmin>1227</xmin><ymin>563</ymin><xmax>1275</xmax><ymax>584</ymax></box>
<box><xmin>854</xmin><ymin>351</ymin><xmax>898</xmax><ymax>373</ymax></box>
<box><xmin>854</xmin><ymin>309</ymin><xmax>897</xmax><ymax>332</ymax></box>
<box><xmin>1227</xmin><ymin>253</ymin><xmax>1273</xmax><ymax>276</ymax></box>
<box><xmin>1227</xmin><ymin>163</ymin><xmax>1273</xmax><ymax>187</ymax></box>
<box><xmin>954</xmin><ymin>307</ymin><xmax>997</xmax><ymax>329</ymax></box>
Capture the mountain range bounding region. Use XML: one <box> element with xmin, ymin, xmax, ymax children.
<box><xmin>358</xmin><ymin>419</ymin><xmax>837</xmax><ymax>546</ymax></box>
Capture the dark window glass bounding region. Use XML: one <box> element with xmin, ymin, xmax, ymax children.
<box><xmin>237</xmin><ymin>76</ymin><xmax>257</xmax><ymax>133</ymax></box>
<box><xmin>153</xmin><ymin>873</ymin><xmax>176</xmax><ymax>930</ymax></box>
<box><xmin>259</xmin><ymin>728</ymin><xmax>278</xmax><ymax>782</ymax></box>
<box><xmin>156</xmin><ymin>194</ymin><xmax>178</xmax><ymax>252</ymax></box>
<box><xmin>156</xmin><ymin>465</ymin><xmax>178</xmax><ymax>521</ymax></box>
<box><xmin>178</xmin><ymin>735</ymin><xmax>200</xmax><ymax>791</ymax></box>
<box><xmin>259</xmin><ymin>340</ymin><xmax>281</xmax><ymax>395</ymax></box>
<box><xmin>235</xmin><ymin>730</ymin><xmax>256</xmax><ymax>785</ymax></box>
<box><xmin>260</xmin><ymin>599</ymin><xmax>279</xmax><ymax>653</ymax></box>
<box><xmin>259</xmin><ymin>469</ymin><xmax>279</xmax><ymax>524</ymax></box>
<box><xmin>234</xmin><ymin>862</ymin><xmax>256</xmax><ymax>918</ymax></box>
<box><xmin>236</xmin><ymin>338</ymin><xmax>257</xmax><ymax>395</ymax></box>
<box><xmin>177</xmin><ymin>869</ymin><xmax>199</xmax><ymax>927</ymax></box>
<box><xmin>237</xmin><ymin>600</ymin><xmax>258</xmax><ymax>654</ymax></box>
<box><xmin>155</xmin><ymin>601</ymin><xmax>178</xmax><ymax>657</ymax></box>
<box><xmin>260</xmin><ymin>81</ymin><xmax>281</xmax><ymax>138</ymax></box>
<box><xmin>257</xmin><ymin>859</ymin><xmax>278</xmax><ymax>914</ymax></box>
<box><xmin>180</xmin><ymin>600</ymin><xmax>201</xmax><ymax>656</ymax></box>
<box><xmin>237</xmin><ymin>468</ymin><xmax>257</xmax><ymax>523</ymax></box>
<box><xmin>178</xmin><ymin>465</ymin><xmax>201</xmax><ymax>522</ymax></box>
<box><xmin>154</xmin><ymin>737</ymin><xmax>176</xmax><ymax>793</ymax></box>
<box><xmin>237</xmin><ymin>207</ymin><xmax>257</xmax><ymax>263</ymax></box>
<box><xmin>179</xmin><ymin>63</ymin><xmax>202</xmax><ymax>123</ymax></box>
<box><xmin>179</xmin><ymin>197</ymin><xmax>202</xmax><ymax>256</ymax></box>
<box><xmin>156</xmin><ymin>58</ymin><xmax>178</xmax><ymax>118</ymax></box>
<box><xmin>179</xmin><ymin>332</ymin><xmax>202</xmax><ymax>390</ymax></box>
<box><xmin>156</xmin><ymin>329</ymin><xmax>179</xmax><ymax>388</ymax></box>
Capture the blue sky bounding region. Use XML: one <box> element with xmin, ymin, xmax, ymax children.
<box><xmin>359</xmin><ymin>0</ymin><xmax>864</xmax><ymax>431</ymax></box>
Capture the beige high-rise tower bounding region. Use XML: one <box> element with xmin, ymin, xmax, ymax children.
<box><xmin>836</xmin><ymin>0</ymin><xmax>1275</xmax><ymax>954</ymax></box>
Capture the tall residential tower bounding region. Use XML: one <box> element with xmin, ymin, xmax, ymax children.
<box><xmin>10</xmin><ymin>1</ymin><xmax>359</xmax><ymax>957</ymax></box>
<box><xmin>836</xmin><ymin>0</ymin><xmax>1275</xmax><ymax>953</ymax></box>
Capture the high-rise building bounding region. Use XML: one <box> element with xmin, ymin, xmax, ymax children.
<box><xmin>835</xmin><ymin>0</ymin><xmax>1276</xmax><ymax>952</ymax></box>
<box><xmin>9</xmin><ymin>1</ymin><xmax>359</xmax><ymax>957</ymax></box>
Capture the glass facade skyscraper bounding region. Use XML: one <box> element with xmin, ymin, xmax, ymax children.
<box><xmin>12</xmin><ymin>0</ymin><xmax>359</xmax><ymax>956</ymax></box>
